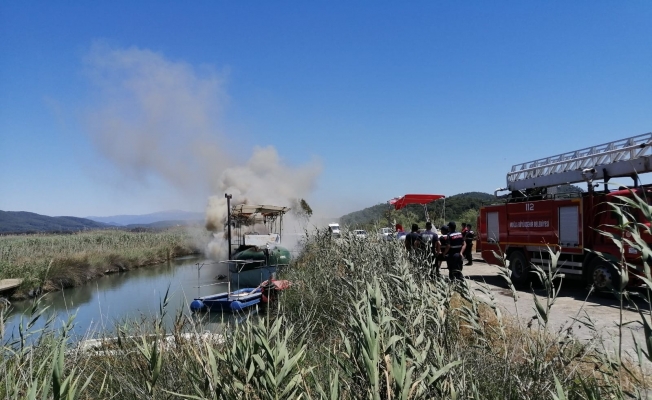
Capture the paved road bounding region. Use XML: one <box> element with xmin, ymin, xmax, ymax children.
<box><xmin>460</xmin><ymin>253</ymin><xmax>649</xmax><ymax>362</ymax></box>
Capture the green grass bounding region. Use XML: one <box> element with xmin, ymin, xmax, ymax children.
<box><xmin>0</xmin><ymin>228</ymin><xmax>207</xmax><ymax>297</ymax></box>
<box><xmin>2</xmin><ymin>206</ymin><xmax>652</xmax><ymax>398</ymax></box>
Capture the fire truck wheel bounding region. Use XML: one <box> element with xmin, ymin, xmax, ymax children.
<box><xmin>588</xmin><ymin>258</ymin><xmax>620</xmax><ymax>292</ymax></box>
<box><xmin>508</xmin><ymin>251</ymin><xmax>530</xmax><ymax>286</ymax></box>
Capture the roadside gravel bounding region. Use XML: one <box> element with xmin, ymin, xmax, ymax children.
<box><xmin>462</xmin><ymin>253</ymin><xmax>649</xmax><ymax>362</ymax></box>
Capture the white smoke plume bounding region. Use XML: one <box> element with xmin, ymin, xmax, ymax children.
<box><xmin>84</xmin><ymin>43</ymin><xmax>232</xmax><ymax>192</ymax></box>
<box><xmin>205</xmin><ymin>146</ymin><xmax>320</xmax><ymax>229</ymax></box>
<box><xmin>205</xmin><ymin>145</ymin><xmax>320</xmax><ymax>259</ymax></box>
<box><xmin>82</xmin><ymin>44</ymin><xmax>321</xmax><ymax>257</ymax></box>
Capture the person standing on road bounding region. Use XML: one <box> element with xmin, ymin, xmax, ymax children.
<box><xmin>435</xmin><ymin>225</ymin><xmax>449</xmax><ymax>278</ymax></box>
<box><xmin>395</xmin><ymin>223</ymin><xmax>406</xmax><ymax>241</ymax></box>
<box><xmin>464</xmin><ymin>223</ymin><xmax>475</xmax><ymax>266</ymax></box>
<box><xmin>405</xmin><ymin>223</ymin><xmax>422</xmax><ymax>252</ymax></box>
<box><xmin>443</xmin><ymin>221</ymin><xmax>466</xmax><ymax>281</ymax></box>
<box><xmin>420</xmin><ymin>222</ymin><xmax>439</xmax><ymax>275</ymax></box>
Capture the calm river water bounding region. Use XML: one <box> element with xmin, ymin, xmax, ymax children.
<box><xmin>2</xmin><ymin>256</ymin><xmax>248</xmax><ymax>341</ymax></box>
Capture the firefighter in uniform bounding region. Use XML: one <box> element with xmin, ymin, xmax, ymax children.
<box><xmin>443</xmin><ymin>221</ymin><xmax>466</xmax><ymax>281</ymax></box>
<box><xmin>464</xmin><ymin>223</ymin><xmax>475</xmax><ymax>266</ymax></box>
<box><xmin>435</xmin><ymin>225</ymin><xmax>449</xmax><ymax>278</ymax></box>
<box><xmin>420</xmin><ymin>222</ymin><xmax>439</xmax><ymax>277</ymax></box>
<box><xmin>405</xmin><ymin>223</ymin><xmax>422</xmax><ymax>252</ymax></box>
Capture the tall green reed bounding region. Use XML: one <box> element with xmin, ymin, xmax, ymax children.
<box><xmin>0</xmin><ymin>228</ymin><xmax>204</xmax><ymax>294</ymax></box>
<box><xmin>3</xmin><ymin>218</ymin><xmax>650</xmax><ymax>398</ymax></box>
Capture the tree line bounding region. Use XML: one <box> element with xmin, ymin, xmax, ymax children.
<box><xmin>339</xmin><ymin>191</ymin><xmax>495</xmax><ymax>232</ymax></box>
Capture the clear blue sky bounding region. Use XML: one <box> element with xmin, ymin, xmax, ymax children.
<box><xmin>1</xmin><ymin>1</ymin><xmax>651</xmax><ymax>218</ymax></box>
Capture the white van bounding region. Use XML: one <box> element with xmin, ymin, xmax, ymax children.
<box><xmin>328</xmin><ymin>223</ymin><xmax>341</xmax><ymax>238</ymax></box>
<box><xmin>378</xmin><ymin>227</ymin><xmax>393</xmax><ymax>240</ymax></box>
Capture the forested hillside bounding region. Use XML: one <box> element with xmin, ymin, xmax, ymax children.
<box><xmin>340</xmin><ymin>192</ymin><xmax>495</xmax><ymax>230</ymax></box>
<box><xmin>0</xmin><ymin>211</ymin><xmax>111</xmax><ymax>234</ymax></box>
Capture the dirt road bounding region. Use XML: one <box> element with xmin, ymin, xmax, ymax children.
<box><xmin>462</xmin><ymin>253</ymin><xmax>649</xmax><ymax>361</ymax></box>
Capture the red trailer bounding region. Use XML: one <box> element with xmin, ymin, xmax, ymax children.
<box><xmin>478</xmin><ymin>133</ymin><xmax>652</xmax><ymax>289</ymax></box>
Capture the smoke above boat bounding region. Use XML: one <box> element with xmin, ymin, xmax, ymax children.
<box><xmin>81</xmin><ymin>43</ymin><xmax>321</xmax><ymax>257</ymax></box>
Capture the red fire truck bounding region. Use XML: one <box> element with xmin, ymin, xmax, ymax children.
<box><xmin>478</xmin><ymin>133</ymin><xmax>652</xmax><ymax>289</ymax></box>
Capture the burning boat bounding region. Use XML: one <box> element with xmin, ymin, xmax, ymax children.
<box><xmin>190</xmin><ymin>200</ymin><xmax>292</xmax><ymax>313</ymax></box>
<box><xmin>226</xmin><ymin>203</ymin><xmax>292</xmax><ymax>289</ymax></box>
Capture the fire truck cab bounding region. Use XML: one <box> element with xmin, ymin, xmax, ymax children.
<box><xmin>478</xmin><ymin>133</ymin><xmax>652</xmax><ymax>290</ymax></box>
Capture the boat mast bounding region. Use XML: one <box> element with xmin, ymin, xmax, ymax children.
<box><xmin>225</xmin><ymin>193</ymin><xmax>232</xmax><ymax>259</ymax></box>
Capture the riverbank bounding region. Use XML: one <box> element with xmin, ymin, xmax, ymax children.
<box><xmin>0</xmin><ymin>227</ymin><xmax>208</xmax><ymax>300</ymax></box>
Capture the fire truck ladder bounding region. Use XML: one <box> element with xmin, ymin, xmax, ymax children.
<box><xmin>506</xmin><ymin>132</ymin><xmax>652</xmax><ymax>191</ymax></box>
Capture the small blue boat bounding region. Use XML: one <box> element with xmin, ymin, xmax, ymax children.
<box><xmin>190</xmin><ymin>287</ymin><xmax>263</xmax><ymax>312</ymax></box>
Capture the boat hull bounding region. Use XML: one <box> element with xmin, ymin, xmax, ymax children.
<box><xmin>190</xmin><ymin>288</ymin><xmax>262</xmax><ymax>312</ymax></box>
<box><xmin>229</xmin><ymin>265</ymin><xmax>277</xmax><ymax>289</ymax></box>
<box><xmin>229</xmin><ymin>246</ymin><xmax>290</xmax><ymax>289</ymax></box>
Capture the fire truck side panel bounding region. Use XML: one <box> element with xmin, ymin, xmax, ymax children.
<box><xmin>590</xmin><ymin>191</ymin><xmax>648</xmax><ymax>270</ymax></box>
<box><xmin>505</xmin><ymin>201</ymin><xmax>559</xmax><ymax>250</ymax></box>
<box><xmin>478</xmin><ymin>204</ymin><xmax>504</xmax><ymax>265</ymax></box>
<box><xmin>475</xmin><ymin>214</ymin><xmax>482</xmax><ymax>253</ymax></box>
<box><xmin>480</xmin><ymin>198</ymin><xmax>587</xmax><ymax>274</ymax></box>
<box><xmin>479</xmin><ymin>190</ymin><xmax>652</xmax><ymax>284</ymax></box>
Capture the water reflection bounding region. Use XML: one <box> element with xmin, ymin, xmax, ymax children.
<box><xmin>2</xmin><ymin>256</ymin><xmax>250</xmax><ymax>340</ymax></box>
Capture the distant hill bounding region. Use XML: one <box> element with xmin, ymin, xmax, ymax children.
<box><xmin>0</xmin><ymin>211</ymin><xmax>111</xmax><ymax>234</ymax></box>
<box><xmin>0</xmin><ymin>209</ymin><xmax>207</xmax><ymax>234</ymax></box>
<box><xmin>340</xmin><ymin>192</ymin><xmax>495</xmax><ymax>229</ymax></box>
<box><xmin>86</xmin><ymin>210</ymin><xmax>204</xmax><ymax>226</ymax></box>
<box><xmin>339</xmin><ymin>204</ymin><xmax>388</xmax><ymax>227</ymax></box>
<box><xmin>123</xmin><ymin>219</ymin><xmax>205</xmax><ymax>230</ymax></box>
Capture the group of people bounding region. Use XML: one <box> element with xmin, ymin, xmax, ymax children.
<box><xmin>398</xmin><ymin>221</ymin><xmax>475</xmax><ymax>281</ymax></box>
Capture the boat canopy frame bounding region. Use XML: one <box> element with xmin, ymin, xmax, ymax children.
<box><xmin>228</xmin><ymin>203</ymin><xmax>291</xmax><ymax>255</ymax></box>
<box><xmin>388</xmin><ymin>194</ymin><xmax>446</xmax><ymax>223</ymax></box>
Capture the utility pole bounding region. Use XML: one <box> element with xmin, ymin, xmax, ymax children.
<box><xmin>225</xmin><ymin>193</ymin><xmax>232</xmax><ymax>260</ymax></box>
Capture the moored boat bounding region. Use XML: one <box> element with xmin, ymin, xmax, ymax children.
<box><xmin>190</xmin><ymin>287</ymin><xmax>263</xmax><ymax>312</ymax></box>
<box><xmin>230</xmin><ymin>245</ymin><xmax>291</xmax><ymax>288</ymax></box>
<box><xmin>192</xmin><ymin>200</ymin><xmax>293</xmax><ymax>313</ymax></box>
<box><xmin>190</xmin><ymin>279</ymin><xmax>291</xmax><ymax>313</ymax></box>
<box><xmin>0</xmin><ymin>278</ymin><xmax>23</xmax><ymax>295</ymax></box>
<box><xmin>226</xmin><ymin>203</ymin><xmax>292</xmax><ymax>289</ymax></box>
